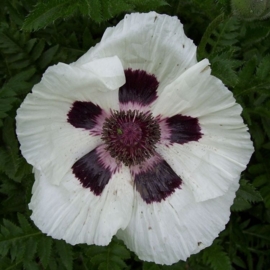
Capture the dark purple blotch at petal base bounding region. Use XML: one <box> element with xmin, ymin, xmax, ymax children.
<box><xmin>119</xmin><ymin>69</ymin><xmax>159</xmax><ymax>106</ymax></box>
<box><xmin>134</xmin><ymin>160</ymin><xmax>182</xmax><ymax>204</ymax></box>
<box><xmin>167</xmin><ymin>114</ymin><xmax>202</xmax><ymax>144</ymax></box>
<box><xmin>72</xmin><ymin>148</ymin><xmax>111</xmax><ymax>195</ymax></box>
<box><xmin>67</xmin><ymin>101</ymin><xmax>102</xmax><ymax>130</ymax></box>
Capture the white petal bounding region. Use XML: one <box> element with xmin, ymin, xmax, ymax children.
<box><xmin>79</xmin><ymin>56</ymin><xmax>125</xmax><ymax>90</ymax></box>
<box><xmin>30</xmin><ymin>166</ymin><xmax>134</xmax><ymax>245</ymax></box>
<box><xmin>117</xmin><ymin>181</ymin><xmax>239</xmax><ymax>265</ymax></box>
<box><xmin>152</xmin><ymin>59</ymin><xmax>237</xmax><ymax>118</ymax></box>
<box><xmin>157</xmin><ymin>135</ymin><xmax>252</xmax><ymax>202</ymax></box>
<box><xmin>76</xmin><ymin>12</ymin><xmax>197</xmax><ymax>92</ymax></box>
<box><xmin>16</xmin><ymin>57</ymin><xmax>124</xmax><ymax>185</ymax></box>
<box><xmin>152</xmin><ymin>59</ymin><xmax>253</xmax><ymax>201</ymax></box>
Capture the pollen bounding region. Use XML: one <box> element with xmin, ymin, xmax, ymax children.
<box><xmin>101</xmin><ymin>110</ymin><xmax>161</xmax><ymax>166</ymax></box>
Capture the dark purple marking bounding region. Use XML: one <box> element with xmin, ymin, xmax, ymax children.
<box><xmin>67</xmin><ymin>101</ymin><xmax>102</xmax><ymax>130</ymax></box>
<box><xmin>72</xmin><ymin>148</ymin><xmax>111</xmax><ymax>195</ymax></box>
<box><xmin>119</xmin><ymin>69</ymin><xmax>159</xmax><ymax>106</ymax></box>
<box><xmin>167</xmin><ymin>114</ymin><xmax>202</xmax><ymax>144</ymax></box>
<box><xmin>134</xmin><ymin>160</ymin><xmax>182</xmax><ymax>203</ymax></box>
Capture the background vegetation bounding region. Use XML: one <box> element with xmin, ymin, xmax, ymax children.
<box><xmin>0</xmin><ymin>0</ymin><xmax>270</xmax><ymax>269</ymax></box>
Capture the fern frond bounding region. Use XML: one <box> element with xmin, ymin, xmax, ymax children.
<box><xmin>235</xmin><ymin>57</ymin><xmax>257</xmax><ymax>90</ymax></box>
<box><xmin>210</xmin><ymin>51</ymin><xmax>242</xmax><ymax>87</ymax></box>
<box><xmin>242</xmin><ymin>24</ymin><xmax>270</xmax><ymax>47</ymax></box>
<box><xmin>198</xmin><ymin>15</ymin><xmax>240</xmax><ymax>60</ymax></box>
<box><xmin>197</xmin><ymin>13</ymin><xmax>225</xmax><ymax>59</ymax></box>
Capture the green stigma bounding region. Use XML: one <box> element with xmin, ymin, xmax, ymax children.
<box><xmin>117</xmin><ymin>128</ymin><xmax>123</xmax><ymax>135</ymax></box>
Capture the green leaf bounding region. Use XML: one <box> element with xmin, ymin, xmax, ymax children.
<box><xmin>248</xmin><ymin>164</ymin><xmax>265</xmax><ymax>175</ymax></box>
<box><xmin>5</xmin><ymin>2</ymin><xmax>24</xmax><ymax>26</ymax></box>
<box><xmin>202</xmin><ymin>245</ymin><xmax>231</xmax><ymax>270</ymax></box>
<box><xmin>245</xmin><ymin>26</ymin><xmax>270</xmax><ymax>47</ymax></box>
<box><xmin>244</xmin><ymin>224</ymin><xmax>270</xmax><ymax>242</ymax></box>
<box><xmin>249</xmin><ymin>122</ymin><xmax>265</xmax><ymax>150</ymax></box>
<box><xmin>23</xmin><ymin>0</ymin><xmax>152</xmax><ymax>30</ymax></box>
<box><xmin>198</xmin><ymin>15</ymin><xmax>240</xmax><ymax>62</ymax></box>
<box><xmin>262</xmin><ymin>118</ymin><xmax>270</xmax><ymax>140</ymax></box>
<box><xmin>197</xmin><ymin>13</ymin><xmax>225</xmax><ymax>59</ymax></box>
<box><xmin>0</xmin><ymin>98</ymin><xmax>17</xmax><ymax>126</ymax></box>
<box><xmin>231</xmin><ymin>197</ymin><xmax>253</xmax><ymax>212</ymax></box>
<box><xmin>22</xmin><ymin>0</ymin><xmax>79</xmax><ymax>31</ymax></box>
<box><xmin>0</xmin><ymin>257</ymin><xmax>19</xmax><ymax>270</ymax></box>
<box><xmin>87</xmin><ymin>240</ymin><xmax>130</xmax><ymax>270</ymax></box>
<box><xmin>24</xmin><ymin>237</ymin><xmax>38</xmax><ymax>261</ymax></box>
<box><xmin>0</xmin><ymin>175</ymin><xmax>26</xmax><ymax>214</ymax></box>
<box><xmin>233</xmin><ymin>256</ymin><xmax>246</xmax><ymax>269</ymax></box>
<box><xmin>0</xmin><ymin>212</ymin><xmax>42</xmax><ymax>266</ymax></box>
<box><xmin>38</xmin><ymin>236</ymin><xmax>53</xmax><ymax>268</ymax></box>
<box><xmin>17</xmin><ymin>214</ymin><xmax>33</xmax><ymax>234</ymax></box>
<box><xmin>23</xmin><ymin>261</ymin><xmax>40</xmax><ymax>270</ymax></box>
<box><xmin>81</xmin><ymin>0</ymin><xmax>101</xmax><ymax>21</ymax></box>
<box><xmin>55</xmin><ymin>240</ymin><xmax>73</xmax><ymax>270</ymax></box>
<box><xmin>256</xmin><ymin>55</ymin><xmax>270</xmax><ymax>80</ymax></box>
<box><xmin>235</xmin><ymin>57</ymin><xmax>257</xmax><ymax>90</ymax></box>
<box><xmin>231</xmin><ymin>179</ymin><xmax>262</xmax><ymax>211</ymax></box>
<box><xmin>259</xmin><ymin>184</ymin><xmax>270</xmax><ymax>208</ymax></box>
<box><xmin>0</xmin><ymin>117</ymin><xmax>26</xmax><ymax>182</ymax></box>
<box><xmin>143</xmin><ymin>262</ymin><xmax>162</xmax><ymax>270</ymax></box>
<box><xmin>38</xmin><ymin>44</ymin><xmax>59</xmax><ymax>69</ymax></box>
<box><xmin>237</xmin><ymin>179</ymin><xmax>263</xmax><ymax>203</ymax></box>
<box><xmin>31</xmin><ymin>39</ymin><xmax>46</xmax><ymax>61</ymax></box>
<box><xmin>129</xmin><ymin>0</ymin><xmax>168</xmax><ymax>12</ymax></box>
<box><xmin>210</xmin><ymin>52</ymin><xmax>242</xmax><ymax>87</ymax></box>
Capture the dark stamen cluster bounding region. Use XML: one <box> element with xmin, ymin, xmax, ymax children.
<box><xmin>101</xmin><ymin>110</ymin><xmax>160</xmax><ymax>166</ymax></box>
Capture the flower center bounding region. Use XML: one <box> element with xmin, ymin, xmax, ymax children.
<box><xmin>101</xmin><ymin>110</ymin><xmax>160</xmax><ymax>166</ymax></box>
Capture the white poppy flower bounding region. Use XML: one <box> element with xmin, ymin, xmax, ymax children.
<box><xmin>16</xmin><ymin>12</ymin><xmax>254</xmax><ymax>265</ymax></box>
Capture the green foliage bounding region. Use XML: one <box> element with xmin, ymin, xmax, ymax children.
<box><xmin>22</xmin><ymin>0</ymin><xmax>168</xmax><ymax>31</ymax></box>
<box><xmin>0</xmin><ymin>213</ymin><xmax>41</xmax><ymax>267</ymax></box>
<box><xmin>197</xmin><ymin>14</ymin><xmax>243</xmax><ymax>87</ymax></box>
<box><xmin>231</xmin><ymin>179</ymin><xmax>263</xmax><ymax>211</ymax></box>
<box><xmin>0</xmin><ymin>0</ymin><xmax>270</xmax><ymax>269</ymax></box>
<box><xmin>38</xmin><ymin>235</ymin><xmax>53</xmax><ymax>268</ymax></box>
<box><xmin>0</xmin><ymin>214</ymin><xmax>79</xmax><ymax>269</ymax></box>
<box><xmin>232</xmin><ymin>0</ymin><xmax>270</xmax><ymax>21</ymax></box>
<box><xmin>85</xmin><ymin>239</ymin><xmax>131</xmax><ymax>270</ymax></box>
<box><xmin>55</xmin><ymin>240</ymin><xmax>73</xmax><ymax>270</ymax></box>
<box><xmin>201</xmin><ymin>244</ymin><xmax>231</xmax><ymax>270</ymax></box>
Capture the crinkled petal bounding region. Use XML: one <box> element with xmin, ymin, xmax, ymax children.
<box><xmin>16</xmin><ymin>57</ymin><xmax>124</xmax><ymax>185</ymax></box>
<box><xmin>152</xmin><ymin>59</ymin><xmax>239</xmax><ymax>118</ymax></box>
<box><xmin>30</xmin><ymin>165</ymin><xmax>134</xmax><ymax>245</ymax></box>
<box><xmin>152</xmin><ymin>59</ymin><xmax>253</xmax><ymax>201</ymax></box>
<box><xmin>117</xmin><ymin>180</ymin><xmax>239</xmax><ymax>265</ymax></box>
<box><xmin>80</xmin><ymin>57</ymin><xmax>125</xmax><ymax>90</ymax></box>
<box><xmin>76</xmin><ymin>12</ymin><xmax>197</xmax><ymax>92</ymax></box>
